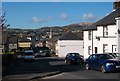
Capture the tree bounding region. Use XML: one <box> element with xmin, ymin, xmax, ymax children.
<box><xmin>0</xmin><ymin>12</ymin><xmax>10</xmax><ymax>53</ymax></box>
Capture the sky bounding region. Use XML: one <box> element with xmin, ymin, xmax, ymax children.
<box><xmin>2</xmin><ymin>0</ymin><xmax>115</xmax><ymax>2</ymax></box>
<box><xmin>2</xmin><ymin>2</ymin><xmax>114</xmax><ymax>29</ymax></box>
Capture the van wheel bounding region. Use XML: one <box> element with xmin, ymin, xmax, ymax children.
<box><xmin>85</xmin><ymin>63</ymin><xmax>90</xmax><ymax>70</ymax></box>
<box><xmin>101</xmin><ymin>65</ymin><xmax>106</xmax><ymax>73</ymax></box>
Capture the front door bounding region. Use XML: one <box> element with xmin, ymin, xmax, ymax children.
<box><xmin>95</xmin><ymin>47</ymin><xmax>97</xmax><ymax>53</ymax></box>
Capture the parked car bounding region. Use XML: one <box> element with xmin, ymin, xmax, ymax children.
<box><xmin>108</xmin><ymin>53</ymin><xmax>120</xmax><ymax>59</ymax></box>
<box><xmin>85</xmin><ymin>54</ymin><xmax>120</xmax><ymax>73</ymax></box>
<box><xmin>65</xmin><ymin>53</ymin><xmax>84</xmax><ymax>65</ymax></box>
<box><xmin>34</xmin><ymin>46</ymin><xmax>51</xmax><ymax>57</ymax></box>
<box><xmin>22</xmin><ymin>50</ymin><xmax>35</xmax><ymax>61</ymax></box>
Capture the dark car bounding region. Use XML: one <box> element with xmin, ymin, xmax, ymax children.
<box><xmin>34</xmin><ymin>46</ymin><xmax>51</xmax><ymax>57</ymax></box>
<box><xmin>65</xmin><ymin>53</ymin><xmax>84</xmax><ymax>65</ymax></box>
<box><xmin>85</xmin><ymin>54</ymin><xmax>120</xmax><ymax>73</ymax></box>
<box><xmin>108</xmin><ymin>53</ymin><xmax>120</xmax><ymax>59</ymax></box>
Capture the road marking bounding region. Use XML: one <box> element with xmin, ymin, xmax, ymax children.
<box><xmin>42</xmin><ymin>73</ymin><xmax>64</xmax><ymax>79</ymax></box>
<box><xmin>34</xmin><ymin>57</ymin><xmax>57</xmax><ymax>60</ymax></box>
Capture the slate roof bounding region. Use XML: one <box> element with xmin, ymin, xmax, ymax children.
<box><xmin>8</xmin><ymin>36</ymin><xmax>18</xmax><ymax>43</ymax></box>
<box><xmin>59</xmin><ymin>32</ymin><xmax>83</xmax><ymax>40</ymax></box>
<box><xmin>18</xmin><ymin>37</ymin><xmax>31</xmax><ymax>42</ymax></box>
<box><xmin>83</xmin><ymin>8</ymin><xmax>120</xmax><ymax>31</ymax></box>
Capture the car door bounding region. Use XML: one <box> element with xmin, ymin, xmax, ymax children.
<box><xmin>90</xmin><ymin>55</ymin><xmax>99</xmax><ymax>69</ymax></box>
<box><xmin>92</xmin><ymin>55</ymin><xmax>101</xmax><ymax>70</ymax></box>
<box><xmin>87</xmin><ymin>55</ymin><xmax>99</xmax><ymax>70</ymax></box>
<box><xmin>87</xmin><ymin>55</ymin><xmax>96</xmax><ymax>69</ymax></box>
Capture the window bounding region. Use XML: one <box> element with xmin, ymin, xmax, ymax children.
<box><xmin>103</xmin><ymin>44</ymin><xmax>108</xmax><ymax>53</ymax></box>
<box><xmin>88</xmin><ymin>46</ymin><xmax>92</xmax><ymax>55</ymax></box>
<box><xmin>103</xmin><ymin>26</ymin><xmax>108</xmax><ymax>37</ymax></box>
<box><xmin>89</xmin><ymin>55</ymin><xmax>97</xmax><ymax>60</ymax></box>
<box><xmin>92</xmin><ymin>55</ymin><xmax>97</xmax><ymax>59</ymax></box>
<box><xmin>112</xmin><ymin>45</ymin><xmax>117</xmax><ymax>52</ymax></box>
<box><xmin>88</xmin><ymin>31</ymin><xmax>92</xmax><ymax>40</ymax></box>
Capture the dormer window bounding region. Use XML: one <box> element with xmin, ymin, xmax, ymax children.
<box><xmin>103</xmin><ymin>26</ymin><xmax>108</xmax><ymax>37</ymax></box>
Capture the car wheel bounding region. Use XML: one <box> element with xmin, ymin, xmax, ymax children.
<box><xmin>85</xmin><ymin>63</ymin><xmax>90</xmax><ymax>70</ymax></box>
<box><xmin>65</xmin><ymin>60</ymin><xmax>70</xmax><ymax>65</ymax></box>
<box><xmin>65</xmin><ymin>60</ymin><xmax>67</xmax><ymax>64</ymax></box>
<box><xmin>101</xmin><ymin>65</ymin><xmax>106</xmax><ymax>73</ymax></box>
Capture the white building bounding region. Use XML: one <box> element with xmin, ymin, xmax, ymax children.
<box><xmin>83</xmin><ymin>2</ymin><xmax>120</xmax><ymax>59</ymax></box>
<box><xmin>57</xmin><ymin>32</ymin><xmax>83</xmax><ymax>57</ymax></box>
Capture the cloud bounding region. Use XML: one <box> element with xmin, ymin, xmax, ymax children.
<box><xmin>59</xmin><ymin>13</ymin><xmax>68</xmax><ymax>20</ymax></box>
<box><xmin>32</xmin><ymin>17</ymin><xmax>40</xmax><ymax>23</ymax></box>
<box><xmin>31</xmin><ymin>13</ymin><xmax>68</xmax><ymax>23</ymax></box>
<box><xmin>83</xmin><ymin>13</ymin><xmax>97</xmax><ymax>21</ymax></box>
<box><xmin>32</xmin><ymin>17</ymin><xmax>52</xmax><ymax>23</ymax></box>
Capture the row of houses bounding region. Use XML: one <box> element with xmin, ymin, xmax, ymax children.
<box><xmin>83</xmin><ymin>1</ymin><xmax>120</xmax><ymax>59</ymax></box>
<box><xmin>57</xmin><ymin>1</ymin><xmax>120</xmax><ymax>59</ymax></box>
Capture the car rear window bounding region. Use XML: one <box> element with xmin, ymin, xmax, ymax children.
<box><xmin>24</xmin><ymin>52</ymin><xmax>34</xmax><ymax>55</ymax></box>
<box><xmin>70</xmin><ymin>53</ymin><xmax>79</xmax><ymax>57</ymax></box>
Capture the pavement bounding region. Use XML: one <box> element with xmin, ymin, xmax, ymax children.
<box><xmin>2</xmin><ymin>71</ymin><xmax>61</xmax><ymax>80</ymax></box>
<box><xmin>2</xmin><ymin>57</ymin><xmax>63</xmax><ymax>81</ymax></box>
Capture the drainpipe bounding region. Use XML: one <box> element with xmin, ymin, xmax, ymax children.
<box><xmin>92</xmin><ymin>31</ymin><xmax>93</xmax><ymax>54</ymax></box>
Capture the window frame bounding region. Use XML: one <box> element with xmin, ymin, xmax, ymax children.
<box><xmin>88</xmin><ymin>31</ymin><xmax>92</xmax><ymax>40</ymax></box>
<box><xmin>103</xmin><ymin>26</ymin><xmax>108</xmax><ymax>37</ymax></box>
<box><xmin>103</xmin><ymin>44</ymin><xmax>108</xmax><ymax>53</ymax></box>
<box><xmin>88</xmin><ymin>46</ymin><xmax>92</xmax><ymax>55</ymax></box>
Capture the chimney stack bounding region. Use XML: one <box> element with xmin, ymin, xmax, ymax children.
<box><xmin>113</xmin><ymin>0</ymin><xmax>120</xmax><ymax>11</ymax></box>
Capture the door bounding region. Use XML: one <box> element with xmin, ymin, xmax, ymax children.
<box><xmin>88</xmin><ymin>55</ymin><xmax>98</xmax><ymax>69</ymax></box>
<box><xmin>95</xmin><ymin>47</ymin><xmax>97</xmax><ymax>53</ymax></box>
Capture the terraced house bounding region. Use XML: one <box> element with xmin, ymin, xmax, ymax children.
<box><xmin>83</xmin><ymin>1</ymin><xmax>120</xmax><ymax>59</ymax></box>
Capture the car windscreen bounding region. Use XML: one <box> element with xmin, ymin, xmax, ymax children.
<box><xmin>24</xmin><ymin>52</ymin><xmax>34</xmax><ymax>55</ymax></box>
<box><xmin>99</xmin><ymin>54</ymin><xmax>113</xmax><ymax>59</ymax></box>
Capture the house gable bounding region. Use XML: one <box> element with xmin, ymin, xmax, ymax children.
<box><xmin>83</xmin><ymin>8</ymin><xmax>120</xmax><ymax>31</ymax></box>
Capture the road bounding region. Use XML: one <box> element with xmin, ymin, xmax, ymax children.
<box><xmin>42</xmin><ymin>68</ymin><xmax>119</xmax><ymax>79</ymax></box>
<box><xmin>43</xmin><ymin>60</ymin><xmax>119</xmax><ymax>79</ymax></box>
<box><xmin>2</xmin><ymin>57</ymin><xmax>120</xmax><ymax>80</ymax></box>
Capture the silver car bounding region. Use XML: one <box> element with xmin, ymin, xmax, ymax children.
<box><xmin>22</xmin><ymin>50</ymin><xmax>35</xmax><ymax>61</ymax></box>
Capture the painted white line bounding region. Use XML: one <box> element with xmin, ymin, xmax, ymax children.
<box><xmin>42</xmin><ymin>73</ymin><xmax>64</xmax><ymax>79</ymax></box>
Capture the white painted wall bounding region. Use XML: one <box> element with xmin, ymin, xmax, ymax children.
<box><xmin>58</xmin><ymin>40</ymin><xmax>83</xmax><ymax>57</ymax></box>
<box><xmin>116</xmin><ymin>17</ymin><xmax>120</xmax><ymax>53</ymax></box>
<box><xmin>84</xmin><ymin>31</ymin><xmax>92</xmax><ymax>59</ymax></box>
<box><xmin>84</xmin><ymin>25</ymin><xmax>117</xmax><ymax>59</ymax></box>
